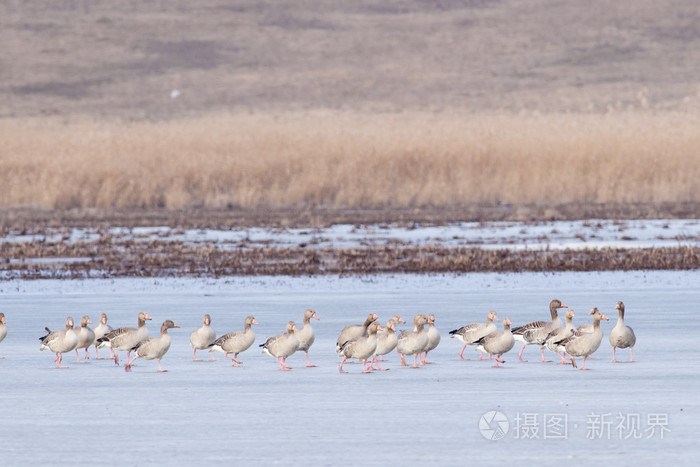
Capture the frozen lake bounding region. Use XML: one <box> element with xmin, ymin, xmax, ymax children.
<box><xmin>0</xmin><ymin>271</ymin><xmax>698</xmax><ymax>465</ymax></box>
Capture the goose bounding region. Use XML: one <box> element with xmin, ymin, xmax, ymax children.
<box><xmin>609</xmin><ymin>301</ymin><xmax>636</xmax><ymax>362</ymax></box>
<box><xmin>39</xmin><ymin>317</ymin><xmax>79</xmax><ymax>368</ymax></box>
<box><xmin>96</xmin><ymin>311</ymin><xmax>152</xmax><ymax>366</ymax></box>
<box><xmin>370</xmin><ymin>320</ymin><xmax>398</xmax><ymax>371</ymax></box>
<box><xmin>190</xmin><ymin>314</ymin><xmax>216</xmax><ymax>361</ymax></box>
<box><xmin>390</xmin><ymin>315</ymin><xmax>406</xmax><ymax>325</ymax></box>
<box><xmin>421</xmin><ymin>313</ymin><xmax>440</xmax><ymax>364</ymax></box>
<box><xmin>396</xmin><ymin>314</ymin><xmax>429</xmax><ymax>368</ymax></box>
<box><xmin>543</xmin><ymin>309</ymin><xmax>576</xmax><ymax>364</ymax></box>
<box><xmin>125</xmin><ymin>320</ymin><xmax>179</xmax><ymax>372</ymax></box>
<box><xmin>92</xmin><ymin>313</ymin><xmax>113</xmax><ymax>360</ymax></box>
<box><xmin>336</xmin><ymin>313</ymin><xmax>379</xmax><ymax>353</ymax></box>
<box><xmin>338</xmin><ymin>322</ymin><xmax>381</xmax><ymax>373</ymax></box>
<box><xmin>512</xmin><ymin>299</ymin><xmax>567</xmax><ymax>362</ymax></box>
<box><xmin>260</xmin><ymin>321</ymin><xmax>299</xmax><ymax>371</ymax></box>
<box><xmin>209</xmin><ymin>316</ymin><xmax>258</xmax><ymax>366</ymax></box>
<box><xmin>559</xmin><ymin>308</ymin><xmax>609</xmax><ymax>370</ymax></box>
<box><xmin>73</xmin><ymin>315</ymin><xmax>95</xmax><ymax>362</ymax></box>
<box><xmin>0</xmin><ymin>313</ymin><xmax>6</xmax><ymax>358</ymax></box>
<box><xmin>449</xmin><ymin>310</ymin><xmax>498</xmax><ymax>360</ymax></box>
<box><xmin>376</xmin><ymin>315</ymin><xmax>405</xmax><ymax>362</ymax></box>
<box><xmin>475</xmin><ymin>317</ymin><xmax>515</xmax><ymax>368</ymax></box>
<box><xmin>295</xmin><ymin>309</ymin><xmax>320</xmax><ymax>367</ymax></box>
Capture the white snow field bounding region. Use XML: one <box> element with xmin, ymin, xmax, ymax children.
<box><xmin>0</xmin><ymin>271</ymin><xmax>698</xmax><ymax>466</ymax></box>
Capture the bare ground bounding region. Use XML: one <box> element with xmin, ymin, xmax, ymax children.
<box><xmin>3</xmin><ymin>1</ymin><xmax>700</xmax><ymax>119</ymax></box>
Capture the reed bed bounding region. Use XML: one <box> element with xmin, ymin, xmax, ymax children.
<box><xmin>2</xmin><ymin>238</ymin><xmax>698</xmax><ymax>279</ymax></box>
<box><xmin>2</xmin><ymin>110</ymin><xmax>699</xmax><ymax>209</ymax></box>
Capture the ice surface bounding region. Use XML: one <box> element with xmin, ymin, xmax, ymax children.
<box><xmin>0</xmin><ymin>271</ymin><xmax>698</xmax><ymax>466</ymax></box>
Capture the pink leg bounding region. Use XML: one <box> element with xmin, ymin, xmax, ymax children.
<box><xmin>612</xmin><ymin>347</ymin><xmax>620</xmax><ymax>363</ymax></box>
<box><xmin>540</xmin><ymin>348</ymin><xmax>552</xmax><ymax>363</ymax></box>
<box><xmin>193</xmin><ymin>349</ymin><xmax>201</xmax><ymax>361</ymax></box>
<box><xmin>113</xmin><ymin>352</ymin><xmax>120</xmax><ymax>366</ymax></box>
<box><xmin>157</xmin><ymin>359</ymin><xmax>167</xmax><ymax>372</ymax></box>
<box><xmin>518</xmin><ymin>344</ymin><xmax>528</xmax><ymax>362</ymax></box>
<box><xmin>412</xmin><ymin>354</ymin><xmax>419</xmax><ymax>368</ymax></box>
<box><xmin>399</xmin><ymin>353</ymin><xmax>408</xmax><ymax>367</ymax></box>
<box><xmin>125</xmin><ymin>354</ymin><xmax>139</xmax><ymax>372</ymax></box>
<box><xmin>231</xmin><ymin>353</ymin><xmax>242</xmax><ymax>364</ymax></box>
<box><xmin>459</xmin><ymin>344</ymin><xmax>469</xmax><ymax>360</ymax></box>
<box><xmin>629</xmin><ymin>348</ymin><xmax>636</xmax><ymax>362</ymax></box>
<box><xmin>209</xmin><ymin>351</ymin><xmax>217</xmax><ymax>362</ymax></box>
<box><xmin>557</xmin><ymin>352</ymin><xmax>570</xmax><ymax>364</ymax></box>
<box><xmin>493</xmin><ymin>354</ymin><xmax>505</xmax><ymax>368</ymax></box>
<box><xmin>478</xmin><ymin>351</ymin><xmax>487</xmax><ymax>361</ymax></box>
<box><xmin>278</xmin><ymin>357</ymin><xmax>291</xmax><ymax>371</ymax></box>
<box><xmin>372</xmin><ymin>356</ymin><xmax>388</xmax><ymax>371</ymax></box>
<box><xmin>226</xmin><ymin>354</ymin><xmax>241</xmax><ymax>367</ymax></box>
<box><xmin>305</xmin><ymin>352</ymin><xmax>317</xmax><ymax>368</ymax></box>
<box><xmin>84</xmin><ymin>348</ymin><xmax>90</xmax><ymax>360</ymax></box>
<box><xmin>580</xmin><ymin>356</ymin><xmax>588</xmax><ymax>370</ymax></box>
<box><xmin>378</xmin><ymin>355</ymin><xmax>385</xmax><ymax>361</ymax></box>
<box><xmin>75</xmin><ymin>349</ymin><xmax>82</xmax><ymax>363</ymax></box>
<box><xmin>361</xmin><ymin>359</ymin><xmax>373</xmax><ymax>373</ymax></box>
<box><xmin>339</xmin><ymin>358</ymin><xmax>348</xmax><ymax>373</ymax></box>
<box><xmin>56</xmin><ymin>353</ymin><xmax>68</xmax><ymax>369</ymax></box>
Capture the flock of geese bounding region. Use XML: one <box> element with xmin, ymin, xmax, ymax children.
<box><xmin>0</xmin><ymin>300</ymin><xmax>636</xmax><ymax>372</ymax></box>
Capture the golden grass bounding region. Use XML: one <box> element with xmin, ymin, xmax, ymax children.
<box><xmin>1</xmin><ymin>110</ymin><xmax>699</xmax><ymax>209</ymax></box>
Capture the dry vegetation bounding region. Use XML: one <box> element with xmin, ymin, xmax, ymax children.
<box><xmin>2</xmin><ymin>110</ymin><xmax>699</xmax><ymax>210</ymax></box>
<box><xmin>3</xmin><ymin>1</ymin><xmax>700</xmax><ymax>276</ymax></box>
<box><xmin>3</xmin><ymin>236</ymin><xmax>699</xmax><ymax>279</ymax></box>
<box><xmin>3</xmin><ymin>0</ymin><xmax>700</xmax><ymax>217</ymax></box>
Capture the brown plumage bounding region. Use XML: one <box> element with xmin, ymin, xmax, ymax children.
<box><xmin>512</xmin><ymin>299</ymin><xmax>567</xmax><ymax>362</ymax></box>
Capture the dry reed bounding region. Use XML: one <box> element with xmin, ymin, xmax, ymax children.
<box><xmin>1</xmin><ymin>110</ymin><xmax>699</xmax><ymax>209</ymax></box>
<box><xmin>3</xmin><ymin>238</ymin><xmax>699</xmax><ymax>279</ymax></box>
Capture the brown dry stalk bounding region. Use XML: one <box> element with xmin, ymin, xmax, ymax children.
<box><xmin>2</xmin><ymin>111</ymin><xmax>699</xmax><ymax>210</ymax></box>
<box><xmin>2</xmin><ymin>239</ymin><xmax>698</xmax><ymax>279</ymax></box>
